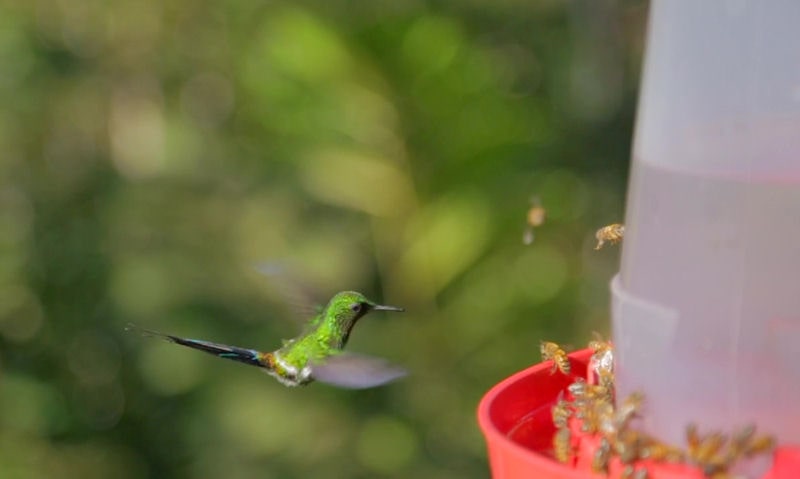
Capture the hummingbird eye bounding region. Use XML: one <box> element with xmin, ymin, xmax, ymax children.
<box><xmin>350</xmin><ymin>303</ymin><xmax>363</xmax><ymax>313</ymax></box>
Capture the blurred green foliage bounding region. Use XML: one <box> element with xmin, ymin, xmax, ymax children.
<box><xmin>0</xmin><ymin>0</ymin><xmax>645</xmax><ymax>477</ymax></box>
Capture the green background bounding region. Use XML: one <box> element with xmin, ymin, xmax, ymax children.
<box><xmin>0</xmin><ymin>0</ymin><xmax>644</xmax><ymax>477</ymax></box>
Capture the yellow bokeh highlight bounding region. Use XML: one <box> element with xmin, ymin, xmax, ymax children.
<box><xmin>394</xmin><ymin>192</ymin><xmax>490</xmax><ymax>297</ymax></box>
<box><xmin>301</xmin><ymin>149</ymin><xmax>415</xmax><ymax>217</ymax></box>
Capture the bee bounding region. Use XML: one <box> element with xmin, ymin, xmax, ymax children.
<box><xmin>595</xmin><ymin>400</ymin><xmax>616</xmax><ymax>436</ymax></box>
<box><xmin>568</xmin><ymin>378</ymin><xmax>588</xmax><ymax>398</ymax></box>
<box><xmin>578</xmin><ymin>400</ymin><xmax>600</xmax><ymax>434</ymax></box>
<box><xmin>588</xmin><ymin>331</ymin><xmax>613</xmax><ymax>357</ymax></box>
<box><xmin>744</xmin><ymin>434</ymin><xmax>775</xmax><ymax>458</ymax></box>
<box><xmin>620</xmin><ymin>465</ymin><xmax>636</xmax><ymax>479</ymax></box>
<box><xmin>640</xmin><ymin>440</ymin><xmax>685</xmax><ymax>463</ymax></box>
<box><xmin>686</xmin><ymin>422</ymin><xmax>701</xmax><ymax>453</ymax></box>
<box><xmin>588</xmin><ymin>332</ymin><xmax>615</xmax><ymax>391</ymax></box>
<box><xmin>700</xmin><ymin>460</ymin><xmax>730</xmax><ymax>478</ymax></box>
<box><xmin>552</xmin><ymin>392</ymin><xmax>572</xmax><ymax>429</ymax></box>
<box><xmin>690</xmin><ymin>431</ymin><xmax>727</xmax><ymax>474</ymax></box>
<box><xmin>540</xmin><ymin>341</ymin><xmax>570</xmax><ymax>375</ymax></box>
<box><xmin>522</xmin><ymin>196</ymin><xmax>546</xmax><ymax>245</ymax></box>
<box><xmin>592</xmin><ymin>437</ymin><xmax>612</xmax><ymax>474</ymax></box>
<box><xmin>695</xmin><ymin>432</ymin><xmax>726</xmax><ymax>462</ymax></box>
<box><xmin>724</xmin><ymin>424</ymin><xmax>755</xmax><ymax>462</ymax></box>
<box><xmin>620</xmin><ymin>465</ymin><xmax>651</xmax><ymax>479</ymax></box>
<box><xmin>553</xmin><ymin>427</ymin><xmax>573</xmax><ymax>463</ymax></box>
<box><xmin>577</xmin><ymin>397</ymin><xmax>613</xmax><ymax>436</ymax></box>
<box><xmin>614</xmin><ymin>429</ymin><xmax>643</xmax><ymax>464</ymax></box>
<box><xmin>568</xmin><ymin>378</ymin><xmax>609</xmax><ymax>405</ymax></box>
<box><xmin>615</xmin><ymin>391</ymin><xmax>644</xmax><ymax>430</ymax></box>
<box><xmin>594</xmin><ymin>223</ymin><xmax>625</xmax><ymax>250</ymax></box>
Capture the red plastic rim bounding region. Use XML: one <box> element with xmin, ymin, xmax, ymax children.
<box><xmin>477</xmin><ymin>349</ymin><xmax>595</xmax><ymax>479</ymax></box>
<box><xmin>477</xmin><ymin>348</ymin><xmax>799</xmax><ymax>479</ymax></box>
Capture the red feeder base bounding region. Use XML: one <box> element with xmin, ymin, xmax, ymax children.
<box><xmin>477</xmin><ymin>348</ymin><xmax>799</xmax><ymax>479</ymax></box>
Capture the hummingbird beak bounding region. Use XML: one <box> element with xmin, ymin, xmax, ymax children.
<box><xmin>371</xmin><ymin>304</ymin><xmax>405</xmax><ymax>312</ymax></box>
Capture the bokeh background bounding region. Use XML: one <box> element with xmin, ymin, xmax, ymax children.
<box><xmin>0</xmin><ymin>0</ymin><xmax>645</xmax><ymax>477</ymax></box>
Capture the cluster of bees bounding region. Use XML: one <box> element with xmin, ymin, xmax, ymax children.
<box><xmin>522</xmin><ymin>196</ymin><xmax>623</xmax><ymax>250</ymax></box>
<box><xmin>540</xmin><ymin>338</ymin><xmax>775</xmax><ymax>479</ymax></box>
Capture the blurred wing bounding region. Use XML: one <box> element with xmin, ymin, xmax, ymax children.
<box><xmin>253</xmin><ymin>261</ymin><xmax>325</xmax><ymax>325</ymax></box>
<box><xmin>310</xmin><ymin>352</ymin><xmax>407</xmax><ymax>389</ymax></box>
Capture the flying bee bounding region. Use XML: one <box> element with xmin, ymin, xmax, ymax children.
<box><xmin>540</xmin><ymin>341</ymin><xmax>571</xmax><ymax>375</ymax></box>
<box><xmin>553</xmin><ymin>427</ymin><xmax>573</xmax><ymax>463</ymax></box>
<box><xmin>592</xmin><ymin>437</ymin><xmax>612</xmax><ymax>475</ymax></box>
<box><xmin>594</xmin><ymin>223</ymin><xmax>625</xmax><ymax>250</ymax></box>
<box><xmin>522</xmin><ymin>196</ymin><xmax>546</xmax><ymax>245</ymax></box>
<box><xmin>552</xmin><ymin>392</ymin><xmax>572</xmax><ymax>429</ymax></box>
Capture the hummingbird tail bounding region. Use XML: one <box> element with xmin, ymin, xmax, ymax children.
<box><xmin>125</xmin><ymin>323</ymin><xmax>267</xmax><ymax>368</ymax></box>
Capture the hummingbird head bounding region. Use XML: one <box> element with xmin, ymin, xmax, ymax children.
<box><xmin>323</xmin><ymin>291</ymin><xmax>404</xmax><ymax>347</ymax></box>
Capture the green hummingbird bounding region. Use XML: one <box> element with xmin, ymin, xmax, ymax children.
<box><xmin>126</xmin><ymin>291</ymin><xmax>406</xmax><ymax>389</ymax></box>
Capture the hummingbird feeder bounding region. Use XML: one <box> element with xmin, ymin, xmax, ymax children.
<box><xmin>478</xmin><ymin>1</ymin><xmax>800</xmax><ymax>478</ymax></box>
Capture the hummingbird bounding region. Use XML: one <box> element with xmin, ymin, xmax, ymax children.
<box><xmin>126</xmin><ymin>291</ymin><xmax>407</xmax><ymax>389</ymax></box>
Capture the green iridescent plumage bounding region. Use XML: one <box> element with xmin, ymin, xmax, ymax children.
<box><xmin>127</xmin><ymin>291</ymin><xmax>406</xmax><ymax>389</ymax></box>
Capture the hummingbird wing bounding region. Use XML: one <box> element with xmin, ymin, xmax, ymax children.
<box><xmin>253</xmin><ymin>261</ymin><xmax>325</xmax><ymax>325</ymax></box>
<box><xmin>310</xmin><ymin>352</ymin><xmax>407</xmax><ymax>389</ymax></box>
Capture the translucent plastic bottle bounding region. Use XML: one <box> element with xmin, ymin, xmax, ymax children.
<box><xmin>613</xmin><ymin>1</ymin><xmax>800</xmax><ymax>476</ymax></box>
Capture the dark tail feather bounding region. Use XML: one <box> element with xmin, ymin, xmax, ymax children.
<box><xmin>125</xmin><ymin>323</ymin><xmax>265</xmax><ymax>368</ymax></box>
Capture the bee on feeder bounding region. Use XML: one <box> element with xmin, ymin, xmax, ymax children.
<box><xmin>615</xmin><ymin>391</ymin><xmax>644</xmax><ymax>430</ymax></box>
<box><xmin>588</xmin><ymin>331</ymin><xmax>613</xmax><ymax>359</ymax></box>
<box><xmin>594</xmin><ymin>223</ymin><xmax>625</xmax><ymax>250</ymax></box>
<box><xmin>522</xmin><ymin>196</ymin><xmax>546</xmax><ymax>245</ymax></box>
<box><xmin>690</xmin><ymin>430</ymin><xmax>728</xmax><ymax>476</ymax></box>
<box><xmin>621</xmin><ymin>465</ymin><xmax>651</xmax><ymax>479</ymax></box>
<box><xmin>588</xmin><ymin>332</ymin><xmax>615</xmax><ymax>391</ymax></box>
<box><xmin>597</xmin><ymin>399</ymin><xmax>616</xmax><ymax>435</ymax></box>
<box><xmin>724</xmin><ymin>424</ymin><xmax>755</xmax><ymax>462</ymax></box>
<box><xmin>552</xmin><ymin>392</ymin><xmax>572</xmax><ymax>429</ymax></box>
<box><xmin>686</xmin><ymin>422</ymin><xmax>701</xmax><ymax>452</ymax></box>
<box><xmin>540</xmin><ymin>341</ymin><xmax>571</xmax><ymax>375</ymax></box>
<box><xmin>640</xmin><ymin>438</ymin><xmax>685</xmax><ymax>463</ymax></box>
<box><xmin>614</xmin><ymin>429</ymin><xmax>644</xmax><ymax>465</ymax></box>
<box><xmin>553</xmin><ymin>426</ymin><xmax>573</xmax><ymax>463</ymax></box>
<box><xmin>743</xmin><ymin>433</ymin><xmax>775</xmax><ymax>458</ymax></box>
<box><xmin>692</xmin><ymin>431</ymin><xmax>726</xmax><ymax>463</ymax></box>
<box><xmin>592</xmin><ymin>436</ymin><xmax>612</xmax><ymax>474</ymax></box>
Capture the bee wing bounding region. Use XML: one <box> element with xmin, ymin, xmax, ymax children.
<box><xmin>310</xmin><ymin>352</ymin><xmax>407</xmax><ymax>389</ymax></box>
<box><xmin>522</xmin><ymin>228</ymin><xmax>535</xmax><ymax>245</ymax></box>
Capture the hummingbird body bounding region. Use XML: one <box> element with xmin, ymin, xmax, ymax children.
<box><xmin>128</xmin><ymin>291</ymin><xmax>406</xmax><ymax>389</ymax></box>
